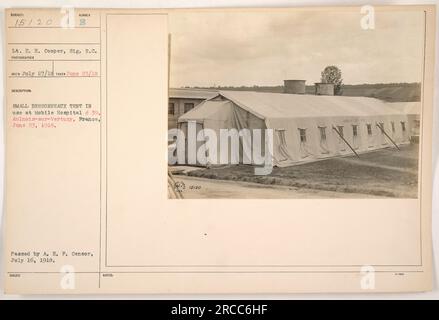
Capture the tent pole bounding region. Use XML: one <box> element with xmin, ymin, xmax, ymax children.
<box><xmin>332</xmin><ymin>126</ymin><xmax>360</xmax><ymax>158</ymax></box>
<box><xmin>376</xmin><ymin>123</ymin><xmax>400</xmax><ymax>150</ymax></box>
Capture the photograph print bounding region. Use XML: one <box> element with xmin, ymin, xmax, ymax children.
<box><xmin>167</xmin><ymin>8</ymin><xmax>424</xmax><ymax>199</ymax></box>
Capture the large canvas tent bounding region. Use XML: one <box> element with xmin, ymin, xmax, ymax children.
<box><xmin>177</xmin><ymin>91</ymin><xmax>411</xmax><ymax>167</ymax></box>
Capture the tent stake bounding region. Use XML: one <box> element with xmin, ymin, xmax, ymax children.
<box><xmin>376</xmin><ymin>123</ymin><xmax>400</xmax><ymax>150</ymax></box>
<box><xmin>332</xmin><ymin>126</ymin><xmax>360</xmax><ymax>158</ymax></box>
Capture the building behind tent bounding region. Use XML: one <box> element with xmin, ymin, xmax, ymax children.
<box><xmin>168</xmin><ymin>88</ymin><xmax>217</xmax><ymax>129</ymax></box>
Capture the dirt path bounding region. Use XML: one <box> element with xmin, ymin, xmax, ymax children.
<box><xmin>174</xmin><ymin>175</ymin><xmax>384</xmax><ymax>199</ymax></box>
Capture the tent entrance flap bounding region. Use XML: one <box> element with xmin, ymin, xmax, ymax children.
<box><xmin>178</xmin><ymin>121</ymin><xmax>207</xmax><ymax>166</ymax></box>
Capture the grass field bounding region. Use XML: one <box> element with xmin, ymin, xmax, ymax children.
<box><xmin>180</xmin><ymin>144</ymin><xmax>419</xmax><ymax>198</ymax></box>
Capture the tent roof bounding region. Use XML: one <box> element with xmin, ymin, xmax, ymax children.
<box><xmin>385</xmin><ymin>102</ymin><xmax>421</xmax><ymax>115</ymax></box>
<box><xmin>178</xmin><ymin>100</ymin><xmax>232</xmax><ymax>122</ymax></box>
<box><xmin>215</xmin><ymin>91</ymin><xmax>405</xmax><ymax>120</ymax></box>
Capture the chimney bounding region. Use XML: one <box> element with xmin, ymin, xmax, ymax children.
<box><xmin>315</xmin><ymin>83</ymin><xmax>334</xmax><ymax>96</ymax></box>
<box><xmin>283</xmin><ymin>79</ymin><xmax>306</xmax><ymax>94</ymax></box>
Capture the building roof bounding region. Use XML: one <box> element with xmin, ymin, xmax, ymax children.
<box><xmin>214</xmin><ymin>91</ymin><xmax>406</xmax><ymax>120</ymax></box>
<box><xmin>169</xmin><ymin>88</ymin><xmax>218</xmax><ymax>100</ymax></box>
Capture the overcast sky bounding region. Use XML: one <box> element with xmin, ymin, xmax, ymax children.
<box><xmin>169</xmin><ymin>9</ymin><xmax>424</xmax><ymax>87</ymax></box>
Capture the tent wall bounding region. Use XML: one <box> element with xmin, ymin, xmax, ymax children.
<box><xmin>177</xmin><ymin>121</ymin><xmax>206</xmax><ymax>166</ymax></box>
<box><xmin>407</xmin><ymin>114</ymin><xmax>421</xmax><ymax>141</ymax></box>
<box><xmin>200</xmin><ymin>103</ymin><xmax>267</xmax><ymax>166</ymax></box>
<box><xmin>267</xmin><ymin>114</ymin><xmax>410</xmax><ymax>166</ymax></box>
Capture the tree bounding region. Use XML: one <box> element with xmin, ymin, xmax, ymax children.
<box><xmin>320</xmin><ymin>66</ymin><xmax>343</xmax><ymax>95</ymax></box>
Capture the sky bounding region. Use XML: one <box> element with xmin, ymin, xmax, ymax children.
<box><xmin>168</xmin><ymin>9</ymin><xmax>425</xmax><ymax>87</ymax></box>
